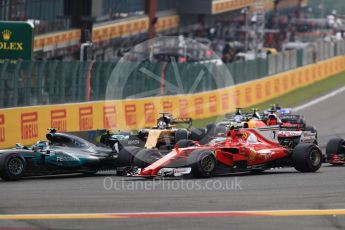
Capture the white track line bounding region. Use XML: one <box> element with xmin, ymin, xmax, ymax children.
<box><xmin>294</xmin><ymin>85</ymin><xmax>345</xmax><ymax>112</ymax></box>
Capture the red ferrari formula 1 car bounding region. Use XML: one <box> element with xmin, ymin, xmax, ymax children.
<box><xmin>326</xmin><ymin>138</ymin><xmax>345</xmax><ymax>165</ymax></box>
<box><xmin>133</xmin><ymin>128</ymin><xmax>322</xmax><ymax>178</ymax></box>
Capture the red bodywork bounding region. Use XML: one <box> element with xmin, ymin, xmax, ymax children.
<box><xmin>279</xmin><ymin>114</ymin><xmax>306</xmax><ymax>131</ymax></box>
<box><xmin>139</xmin><ymin>129</ymin><xmax>291</xmax><ymax>177</ymax></box>
<box><xmin>280</xmin><ymin>122</ymin><xmax>305</xmax><ymax>131</ymax></box>
<box><xmin>329</xmin><ymin>154</ymin><xmax>345</xmax><ymax>165</ymax></box>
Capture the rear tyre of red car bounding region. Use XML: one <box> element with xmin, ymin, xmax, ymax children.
<box><xmin>176</xmin><ymin>139</ymin><xmax>195</xmax><ymax>148</ymax></box>
<box><xmin>326</xmin><ymin>138</ymin><xmax>345</xmax><ymax>165</ymax></box>
<box><xmin>190</xmin><ymin>128</ymin><xmax>206</xmax><ymax>141</ymax></box>
<box><xmin>118</xmin><ymin>146</ymin><xmax>142</xmax><ymax>166</ymax></box>
<box><xmin>305</xmin><ymin>126</ymin><xmax>317</xmax><ymax>133</ymax></box>
<box><xmin>133</xmin><ymin>149</ymin><xmax>163</xmax><ymax>168</ymax></box>
<box><xmin>0</xmin><ymin>153</ymin><xmax>26</xmax><ymax>181</ymax></box>
<box><xmin>188</xmin><ymin>150</ymin><xmax>216</xmax><ymax>178</ymax></box>
<box><xmin>175</xmin><ymin>129</ymin><xmax>189</xmax><ymax>143</ymax></box>
<box><xmin>292</xmin><ymin>144</ymin><xmax>322</xmax><ymax>172</ymax></box>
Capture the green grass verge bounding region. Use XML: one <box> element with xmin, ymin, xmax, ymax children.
<box><xmin>192</xmin><ymin>71</ymin><xmax>345</xmax><ymax>128</ymax></box>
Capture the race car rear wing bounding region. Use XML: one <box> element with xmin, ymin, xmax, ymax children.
<box><xmin>172</xmin><ymin>117</ymin><xmax>193</xmax><ymax>128</ymax></box>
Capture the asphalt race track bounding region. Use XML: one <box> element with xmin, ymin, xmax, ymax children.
<box><xmin>1</xmin><ymin>90</ymin><xmax>345</xmax><ymax>230</ymax></box>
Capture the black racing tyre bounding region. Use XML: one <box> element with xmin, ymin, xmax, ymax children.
<box><xmin>117</xmin><ymin>146</ymin><xmax>143</xmax><ymax>166</ymax></box>
<box><xmin>199</xmin><ymin>123</ymin><xmax>216</xmax><ymax>144</ymax></box>
<box><xmin>176</xmin><ymin>139</ymin><xmax>195</xmax><ymax>148</ymax></box>
<box><xmin>205</xmin><ymin>123</ymin><xmax>216</xmax><ymax>137</ymax></box>
<box><xmin>326</xmin><ymin>138</ymin><xmax>345</xmax><ymax>165</ymax></box>
<box><xmin>175</xmin><ymin>129</ymin><xmax>189</xmax><ymax>143</ymax></box>
<box><xmin>0</xmin><ymin>153</ymin><xmax>26</xmax><ymax>181</ymax></box>
<box><xmin>305</xmin><ymin>126</ymin><xmax>317</xmax><ymax>134</ymax></box>
<box><xmin>187</xmin><ymin>150</ymin><xmax>216</xmax><ymax>178</ymax></box>
<box><xmin>292</xmin><ymin>143</ymin><xmax>322</xmax><ymax>172</ymax></box>
<box><xmin>214</xmin><ymin>125</ymin><xmax>227</xmax><ymax>137</ymax></box>
<box><xmin>305</xmin><ymin>126</ymin><xmax>318</xmax><ymax>142</ymax></box>
<box><xmin>190</xmin><ymin>128</ymin><xmax>206</xmax><ymax>141</ymax></box>
<box><xmin>305</xmin><ymin>126</ymin><xmax>316</xmax><ymax>132</ymax></box>
<box><xmin>133</xmin><ymin>149</ymin><xmax>163</xmax><ymax>168</ymax></box>
<box><xmin>299</xmin><ymin>119</ymin><xmax>306</xmax><ymax>129</ymax></box>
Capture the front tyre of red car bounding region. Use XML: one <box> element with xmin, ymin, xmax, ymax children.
<box><xmin>292</xmin><ymin>143</ymin><xmax>322</xmax><ymax>172</ymax></box>
<box><xmin>188</xmin><ymin>150</ymin><xmax>216</xmax><ymax>178</ymax></box>
<box><xmin>326</xmin><ymin>137</ymin><xmax>345</xmax><ymax>165</ymax></box>
<box><xmin>0</xmin><ymin>153</ymin><xmax>26</xmax><ymax>181</ymax></box>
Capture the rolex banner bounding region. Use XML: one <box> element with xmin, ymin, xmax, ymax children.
<box><xmin>0</xmin><ymin>21</ymin><xmax>33</xmax><ymax>60</ymax></box>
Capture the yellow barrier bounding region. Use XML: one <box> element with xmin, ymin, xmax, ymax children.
<box><xmin>1</xmin><ymin>56</ymin><xmax>345</xmax><ymax>148</ymax></box>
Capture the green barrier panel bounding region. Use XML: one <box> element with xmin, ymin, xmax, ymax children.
<box><xmin>258</xmin><ymin>58</ymin><xmax>268</xmax><ymax>79</ymax></box>
<box><xmin>297</xmin><ymin>49</ymin><xmax>303</xmax><ymax>68</ymax></box>
<box><xmin>58</xmin><ymin>61</ymin><xmax>66</xmax><ymax>104</ymax></box>
<box><xmin>0</xmin><ymin>62</ymin><xmax>9</xmax><ymax>108</ymax></box>
<box><xmin>48</xmin><ymin>61</ymin><xmax>57</xmax><ymax>104</ymax></box>
<box><xmin>20</xmin><ymin>61</ymin><xmax>33</xmax><ymax>106</ymax></box>
<box><xmin>91</xmin><ymin>62</ymin><xmax>102</xmax><ymax>100</ymax></box>
<box><xmin>36</xmin><ymin>61</ymin><xmax>47</xmax><ymax>105</ymax></box>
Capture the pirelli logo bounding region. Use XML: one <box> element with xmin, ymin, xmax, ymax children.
<box><xmin>21</xmin><ymin>112</ymin><xmax>38</xmax><ymax>140</ymax></box>
<box><xmin>245</xmin><ymin>87</ymin><xmax>252</xmax><ymax>104</ymax></box>
<box><xmin>195</xmin><ymin>97</ymin><xmax>204</xmax><ymax>115</ymax></box>
<box><xmin>222</xmin><ymin>94</ymin><xmax>229</xmax><ymax>111</ymax></box>
<box><xmin>104</xmin><ymin>106</ymin><xmax>116</xmax><ymax>129</ymax></box>
<box><xmin>144</xmin><ymin>103</ymin><xmax>155</xmax><ymax>124</ymax></box>
<box><xmin>79</xmin><ymin>107</ymin><xmax>93</xmax><ymax>130</ymax></box>
<box><xmin>234</xmin><ymin>89</ymin><xmax>240</xmax><ymax>107</ymax></box>
<box><xmin>162</xmin><ymin>101</ymin><xmax>173</xmax><ymax>114</ymax></box>
<box><xmin>209</xmin><ymin>96</ymin><xmax>217</xmax><ymax>113</ymax></box>
<box><xmin>179</xmin><ymin>99</ymin><xmax>188</xmax><ymax>117</ymax></box>
<box><xmin>0</xmin><ymin>114</ymin><xmax>5</xmax><ymax>142</ymax></box>
<box><xmin>51</xmin><ymin>109</ymin><xmax>67</xmax><ymax>132</ymax></box>
<box><xmin>265</xmin><ymin>81</ymin><xmax>271</xmax><ymax>97</ymax></box>
<box><xmin>125</xmin><ymin>104</ymin><xmax>136</xmax><ymax>126</ymax></box>
<box><xmin>274</xmin><ymin>79</ymin><xmax>280</xmax><ymax>93</ymax></box>
<box><xmin>256</xmin><ymin>84</ymin><xmax>262</xmax><ymax>100</ymax></box>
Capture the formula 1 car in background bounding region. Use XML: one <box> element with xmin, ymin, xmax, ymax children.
<box><xmin>260</xmin><ymin>104</ymin><xmax>317</xmax><ymax>134</ymax></box>
<box><xmin>224</xmin><ymin>106</ymin><xmax>317</xmax><ymax>135</ymax></box>
<box><xmin>99</xmin><ymin>113</ymin><xmax>212</xmax><ymax>153</ymax></box>
<box><xmin>132</xmin><ymin>127</ymin><xmax>322</xmax><ymax>178</ymax></box>
<box><xmin>224</xmin><ymin>108</ymin><xmax>267</xmax><ymax>129</ymax></box>
<box><xmin>326</xmin><ymin>138</ymin><xmax>345</xmax><ymax>165</ymax></box>
<box><xmin>0</xmin><ymin>129</ymin><xmax>134</xmax><ymax>181</ymax></box>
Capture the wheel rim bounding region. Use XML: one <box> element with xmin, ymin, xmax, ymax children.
<box><xmin>310</xmin><ymin>149</ymin><xmax>321</xmax><ymax>167</ymax></box>
<box><xmin>7</xmin><ymin>158</ymin><xmax>24</xmax><ymax>176</ymax></box>
<box><xmin>200</xmin><ymin>155</ymin><xmax>215</xmax><ymax>172</ymax></box>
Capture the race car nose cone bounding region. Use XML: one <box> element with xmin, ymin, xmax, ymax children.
<box><xmin>140</xmin><ymin>169</ymin><xmax>152</xmax><ymax>176</ymax></box>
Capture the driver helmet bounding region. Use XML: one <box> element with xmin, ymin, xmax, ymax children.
<box><xmin>275</xmin><ymin>104</ymin><xmax>281</xmax><ymax>110</ymax></box>
<box><xmin>234</xmin><ymin>115</ymin><xmax>243</xmax><ymax>123</ymax></box>
<box><xmin>157</xmin><ymin>120</ymin><xmax>167</xmax><ymax>129</ymax></box>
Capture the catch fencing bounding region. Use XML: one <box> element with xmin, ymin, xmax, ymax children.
<box><xmin>1</xmin><ymin>39</ymin><xmax>345</xmax><ymax>108</ymax></box>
